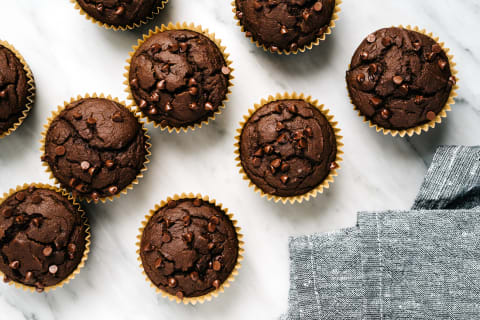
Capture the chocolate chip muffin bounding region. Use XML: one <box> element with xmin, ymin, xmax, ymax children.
<box><xmin>128</xmin><ymin>28</ymin><xmax>231</xmax><ymax>130</ymax></box>
<box><xmin>140</xmin><ymin>198</ymin><xmax>239</xmax><ymax>299</ymax></box>
<box><xmin>234</xmin><ymin>0</ymin><xmax>337</xmax><ymax>53</ymax></box>
<box><xmin>75</xmin><ymin>0</ymin><xmax>167</xmax><ymax>28</ymax></box>
<box><xmin>346</xmin><ymin>27</ymin><xmax>456</xmax><ymax>131</ymax></box>
<box><xmin>239</xmin><ymin>99</ymin><xmax>338</xmax><ymax>198</ymax></box>
<box><xmin>0</xmin><ymin>42</ymin><xmax>33</xmax><ymax>137</ymax></box>
<box><xmin>0</xmin><ymin>185</ymin><xmax>88</xmax><ymax>292</ymax></box>
<box><xmin>42</xmin><ymin>97</ymin><xmax>149</xmax><ymax>202</ymax></box>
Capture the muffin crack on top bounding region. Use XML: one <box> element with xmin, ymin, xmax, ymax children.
<box><xmin>240</xmin><ymin>99</ymin><xmax>337</xmax><ymax>197</ymax></box>
<box><xmin>235</xmin><ymin>0</ymin><xmax>336</xmax><ymax>52</ymax></box>
<box><xmin>140</xmin><ymin>198</ymin><xmax>239</xmax><ymax>299</ymax></box>
<box><xmin>43</xmin><ymin>97</ymin><xmax>148</xmax><ymax>201</ymax></box>
<box><xmin>0</xmin><ymin>45</ymin><xmax>29</xmax><ymax>134</ymax></box>
<box><xmin>129</xmin><ymin>29</ymin><xmax>231</xmax><ymax>129</ymax></box>
<box><xmin>346</xmin><ymin>27</ymin><xmax>456</xmax><ymax>130</ymax></box>
<box><xmin>0</xmin><ymin>187</ymin><xmax>87</xmax><ymax>291</ymax></box>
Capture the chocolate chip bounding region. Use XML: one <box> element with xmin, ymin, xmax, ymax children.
<box><xmin>143</xmin><ymin>243</ymin><xmax>154</xmax><ymax>252</ymax></box>
<box><xmin>68</xmin><ymin>178</ymin><xmax>76</xmax><ymax>187</ymax></box>
<box><xmin>188</xmin><ymin>78</ymin><xmax>197</xmax><ymax>87</ymax></box>
<box><xmin>155</xmin><ymin>80</ymin><xmax>166</xmax><ymax>91</ymax></box>
<box><xmin>67</xmin><ymin>243</ymin><xmax>76</xmax><ymax>254</ymax></box>
<box><xmin>154</xmin><ymin>258</ymin><xmax>162</xmax><ymax>269</ymax></box>
<box><xmin>115</xmin><ymin>5</ymin><xmax>124</xmax><ymax>15</ymax></box>
<box><xmin>271</xmin><ymin>158</ymin><xmax>282</xmax><ymax>169</ymax></box>
<box><xmin>236</xmin><ymin>10</ymin><xmax>243</xmax><ymax>19</ymax></box>
<box><xmin>222</xmin><ymin>66</ymin><xmax>231</xmax><ymax>75</ymax></box>
<box><xmin>254</xmin><ymin>148</ymin><xmax>264</xmax><ymax>157</ymax></box>
<box><xmin>169</xmin><ymin>43</ymin><xmax>179</xmax><ymax>52</ymax></box>
<box><xmin>179</xmin><ymin>42</ymin><xmax>188</xmax><ymax>52</ymax></box>
<box><xmin>382</xmin><ymin>36</ymin><xmax>392</xmax><ymax>47</ymax></box>
<box><xmin>188</xmin><ymin>87</ymin><xmax>198</xmax><ymax>96</ymax></box>
<box><xmin>72</xmin><ymin>111</ymin><xmax>82</xmax><ymax>120</ymax></box>
<box><xmin>290</xmin><ymin>43</ymin><xmax>298</xmax><ymax>51</ymax></box>
<box><xmin>313</xmin><ymin>1</ymin><xmax>323</xmax><ymax>11</ymax></box>
<box><xmin>414</xmin><ymin>95</ymin><xmax>424</xmax><ymax>105</ymax></box>
<box><xmin>304</xmin><ymin>127</ymin><xmax>313</xmax><ymax>137</ymax></box>
<box><xmin>168</xmin><ymin>277</ymin><xmax>177</xmax><ymax>287</ymax></box>
<box><xmin>356</xmin><ymin>73</ymin><xmax>365</xmax><ymax>83</ymax></box>
<box><xmin>108</xmin><ymin>186</ymin><xmax>118</xmax><ymax>195</ymax></box>
<box><xmin>426</xmin><ymin>111</ymin><xmax>436</xmax><ymax>121</ymax></box>
<box><xmin>1</xmin><ymin>208</ymin><xmax>12</xmax><ymax>218</ymax></box>
<box><xmin>298</xmin><ymin>139</ymin><xmax>307</xmax><ymax>149</ymax></box>
<box><xmin>9</xmin><ymin>261</ymin><xmax>20</xmax><ymax>270</ymax></box>
<box><xmin>275</xmin><ymin>122</ymin><xmax>285</xmax><ymax>131</ymax></box>
<box><xmin>176</xmin><ymin>291</ymin><xmax>184</xmax><ymax>299</ymax></box>
<box><xmin>273</xmin><ymin>104</ymin><xmax>282</xmax><ymax>113</ymax></box>
<box><xmin>0</xmin><ymin>90</ymin><xmax>6</xmax><ymax>98</ymax></box>
<box><xmin>213</xmin><ymin>261</ymin><xmax>222</xmax><ymax>271</ymax></box>
<box><xmin>288</xmin><ymin>104</ymin><xmax>297</xmax><ymax>114</ymax></box>
<box><xmin>87</xmin><ymin>117</ymin><xmax>97</xmax><ymax>125</ymax></box>
<box><xmin>425</xmin><ymin>52</ymin><xmax>436</xmax><ymax>61</ymax></box>
<box><xmin>280</xmin><ymin>26</ymin><xmax>288</xmax><ymax>35</ymax></box>
<box><xmin>281</xmin><ymin>163</ymin><xmax>290</xmax><ymax>172</ymax></box>
<box><xmin>163</xmin><ymin>102</ymin><xmax>172</xmax><ymax>112</ymax></box>
<box><xmin>438</xmin><ymin>59</ymin><xmax>447</xmax><ymax>70</ymax></box>
<box><xmin>276</xmin><ymin>133</ymin><xmax>288</xmax><ymax>144</ymax></box>
<box><xmin>162</xmin><ymin>233</ymin><xmax>171</xmax><ymax>243</ymax></box>
<box><xmin>212</xmin><ymin>279</ymin><xmax>221</xmax><ymax>289</ymax></box>
<box><xmin>15</xmin><ymin>216</ymin><xmax>25</xmax><ymax>224</ymax></box>
<box><xmin>413</xmin><ymin>40</ymin><xmax>422</xmax><ymax>51</ymax></box>
<box><xmin>43</xmin><ymin>246</ymin><xmax>53</xmax><ymax>257</ymax></box>
<box><xmin>189</xmin><ymin>102</ymin><xmax>198</xmax><ymax>110</ymax></box>
<box><xmin>366</xmin><ymin>34</ymin><xmax>376</xmax><ymax>43</ymax></box>
<box><xmin>330</xmin><ymin>162</ymin><xmax>339</xmax><ymax>170</ymax></box>
<box><xmin>399</xmin><ymin>84</ymin><xmax>409</xmax><ymax>95</ymax></box>
<box><xmin>148</xmin><ymin>107</ymin><xmax>158</xmax><ymax>115</ymax></box>
<box><xmin>208</xmin><ymin>242</ymin><xmax>215</xmax><ymax>250</ymax></box>
<box><xmin>55</xmin><ymin>146</ymin><xmax>66</xmax><ymax>156</ymax></box>
<box><xmin>49</xmin><ymin>265</ymin><xmax>58</xmax><ymax>274</ymax></box>
<box><xmin>80</xmin><ymin>161</ymin><xmax>90</xmax><ymax>171</ymax></box>
<box><xmin>270</xmin><ymin>46</ymin><xmax>279</xmax><ymax>53</ymax></box>
<box><xmin>280</xmin><ymin>175</ymin><xmax>289</xmax><ymax>184</ymax></box>
<box><xmin>360</xmin><ymin>51</ymin><xmax>369</xmax><ymax>60</ymax></box>
<box><xmin>293</xmin><ymin>130</ymin><xmax>304</xmax><ymax>141</ymax></box>
<box><xmin>91</xmin><ymin>192</ymin><xmax>100</xmax><ymax>202</ymax></box>
<box><xmin>105</xmin><ymin>159</ymin><xmax>115</xmax><ymax>169</ymax></box>
<box><xmin>448</xmin><ymin>76</ymin><xmax>456</xmax><ymax>85</ymax></box>
<box><xmin>264</xmin><ymin>145</ymin><xmax>274</xmax><ymax>154</ymax></box>
<box><xmin>75</xmin><ymin>184</ymin><xmax>87</xmax><ymax>193</ymax></box>
<box><xmin>368</xmin><ymin>63</ymin><xmax>378</xmax><ymax>74</ymax></box>
<box><xmin>193</xmin><ymin>198</ymin><xmax>202</xmax><ymax>207</ymax></box>
<box><xmin>25</xmin><ymin>271</ymin><xmax>34</xmax><ymax>282</ymax></box>
<box><xmin>161</xmin><ymin>64</ymin><xmax>170</xmax><ymax>73</ymax></box>
<box><xmin>112</xmin><ymin>112</ymin><xmax>123</xmax><ymax>122</ymax></box>
<box><xmin>130</xmin><ymin>78</ymin><xmax>138</xmax><ymax>88</ymax></box>
<box><xmin>88</xmin><ymin>167</ymin><xmax>97</xmax><ymax>176</ymax></box>
<box><xmin>369</xmin><ymin>97</ymin><xmax>382</xmax><ymax>107</ymax></box>
<box><xmin>208</xmin><ymin>222</ymin><xmax>216</xmax><ymax>233</ymax></box>
<box><xmin>380</xmin><ymin>108</ymin><xmax>390</xmax><ymax>120</ymax></box>
<box><xmin>392</xmin><ymin>76</ymin><xmax>403</xmax><ymax>85</ymax></box>
<box><xmin>190</xmin><ymin>271</ymin><xmax>199</xmax><ymax>281</ymax></box>
<box><xmin>302</xmin><ymin>10</ymin><xmax>310</xmax><ymax>20</ymax></box>
<box><xmin>183</xmin><ymin>232</ymin><xmax>193</xmax><ymax>243</ymax></box>
<box><xmin>204</xmin><ymin>102</ymin><xmax>214</xmax><ymax>111</ymax></box>
<box><xmin>139</xmin><ymin>99</ymin><xmax>148</xmax><ymax>109</ymax></box>
<box><xmin>96</xmin><ymin>3</ymin><xmax>104</xmax><ymax>12</ymax></box>
<box><xmin>35</xmin><ymin>284</ymin><xmax>44</xmax><ymax>292</ymax></box>
<box><xmin>432</xmin><ymin>44</ymin><xmax>442</xmax><ymax>54</ymax></box>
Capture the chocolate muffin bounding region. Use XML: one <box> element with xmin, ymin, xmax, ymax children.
<box><xmin>128</xmin><ymin>29</ymin><xmax>231</xmax><ymax>130</ymax></box>
<box><xmin>239</xmin><ymin>99</ymin><xmax>337</xmax><ymax>198</ymax></box>
<box><xmin>346</xmin><ymin>27</ymin><xmax>456</xmax><ymax>131</ymax></box>
<box><xmin>42</xmin><ymin>97</ymin><xmax>149</xmax><ymax>201</ymax></box>
<box><xmin>0</xmin><ymin>186</ymin><xmax>88</xmax><ymax>292</ymax></box>
<box><xmin>0</xmin><ymin>43</ymin><xmax>32</xmax><ymax>137</ymax></box>
<box><xmin>75</xmin><ymin>0</ymin><xmax>166</xmax><ymax>28</ymax></box>
<box><xmin>140</xmin><ymin>198</ymin><xmax>239</xmax><ymax>299</ymax></box>
<box><xmin>234</xmin><ymin>0</ymin><xmax>337</xmax><ymax>53</ymax></box>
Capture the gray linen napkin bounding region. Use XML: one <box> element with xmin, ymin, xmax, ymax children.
<box><xmin>284</xmin><ymin>146</ymin><xmax>480</xmax><ymax>319</ymax></box>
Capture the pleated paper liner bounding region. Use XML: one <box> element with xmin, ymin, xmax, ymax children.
<box><xmin>0</xmin><ymin>183</ymin><xmax>90</xmax><ymax>293</ymax></box>
<box><xmin>234</xmin><ymin>92</ymin><xmax>344</xmax><ymax>204</ymax></box>
<box><xmin>231</xmin><ymin>0</ymin><xmax>341</xmax><ymax>55</ymax></box>
<box><xmin>39</xmin><ymin>93</ymin><xmax>151</xmax><ymax>203</ymax></box>
<box><xmin>124</xmin><ymin>22</ymin><xmax>234</xmax><ymax>133</ymax></box>
<box><xmin>70</xmin><ymin>0</ymin><xmax>169</xmax><ymax>31</ymax></box>
<box><xmin>347</xmin><ymin>25</ymin><xmax>459</xmax><ymax>138</ymax></box>
<box><xmin>0</xmin><ymin>40</ymin><xmax>35</xmax><ymax>139</ymax></box>
<box><xmin>136</xmin><ymin>193</ymin><xmax>244</xmax><ymax>304</ymax></box>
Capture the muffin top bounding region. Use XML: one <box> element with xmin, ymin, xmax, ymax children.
<box><xmin>346</xmin><ymin>27</ymin><xmax>455</xmax><ymax>131</ymax></box>
<box><xmin>129</xmin><ymin>29</ymin><xmax>231</xmax><ymax>129</ymax></box>
<box><xmin>43</xmin><ymin>98</ymin><xmax>148</xmax><ymax>201</ymax></box>
<box><xmin>0</xmin><ymin>44</ymin><xmax>30</xmax><ymax>135</ymax></box>
<box><xmin>240</xmin><ymin>99</ymin><xmax>337</xmax><ymax>197</ymax></box>
<box><xmin>235</xmin><ymin>0</ymin><xmax>336</xmax><ymax>52</ymax></box>
<box><xmin>0</xmin><ymin>186</ymin><xmax>88</xmax><ymax>291</ymax></box>
<box><xmin>140</xmin><ymin>198</ymin><xmax>239</xmax><ymax>299</ymax></box>
<box><xmin>76</xmin><ymin>0</ymin><xmax>163</xmax><ymax>27</ymax></box>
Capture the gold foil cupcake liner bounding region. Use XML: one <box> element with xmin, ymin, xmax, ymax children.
<box><xmin>348</xmin><ymin>25</ymin><xmax>459</xmax><ymax>137</ymax></box>
<box><xmin>0</xmin><ymin>40</ymin><xmax>35</xmax><ymax>139</ymax></box>
<box><xmin>39</xmin><ymin>93</ymin><xmax>151</xmax><ymax>203</ymax></box>
<box><xmin>70</xmin><ymin>0</ymin><xmax>169</xmax><ymax>31</ymax></box>
<box><xmin>136</xmin><ymin>193</ymin><xmax>244</xmax><ymax>304</ymax></box>
<box><xmin>124</xmin><ymin>22</ymin><xmax>234</xmax><ymax>133</ymax></box>
<box><xmin>0</xmin><ymin>183</ymin><xmax>90</xmax><ymax>292</ymax></box>
<box><xmin>235</xmin><ymin>92</ymin><xmax>343</xmax><ymax>204</ymax></box>
<box><xmin>232</xmin><ymin>0</ymin><xmax>341</xmax><ymax>55</ymax></box>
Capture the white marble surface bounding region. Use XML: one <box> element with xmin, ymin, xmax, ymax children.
<box><xmin>0</xmin><ymin>0</ymin><xmax>478</xmax><ymax>319</ymax></box>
